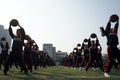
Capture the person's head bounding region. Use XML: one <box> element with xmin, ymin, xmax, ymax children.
<box><xmin>16</xmin><ymin>29</ymin><xmax>21</xmax><ymax>36</ymax></box>
<box><xmin>1</xmin><ymin>37</ymin><xmax>6</xmax><ymax>45</ymax></box>
<box><xmin>91</xmin><ymin>40</ymin><xmax>95</xmax><ymax>46</ymax></box>
<box><xmin>1</xmin><ymin>37</ymin><xmax>6</xmax><ymax>41</ymax></box>
<box><xmin>90</xmin><ymin>33</ymin><xmax>97</xmax><ymax>38</ymax></box>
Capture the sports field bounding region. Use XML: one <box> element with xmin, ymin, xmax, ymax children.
<box><xmin>0</xmin><ymin>66</ymin><xmax>120</xmax><ymax>80</ymax></box>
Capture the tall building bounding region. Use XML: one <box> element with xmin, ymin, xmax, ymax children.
<box><xmin>52</xmin><ymin>47</ymin><xmax>56</xmax><ymax>60</ymax></box>
<box><xmin>43</xmin><ymin>44</ymin><xmax>68</xmax><ymax>65</ymax></box>
<box><xmin>43</xmin><ymin>44</ymin><xmax>56</xmax><ymax>60</ymax></box>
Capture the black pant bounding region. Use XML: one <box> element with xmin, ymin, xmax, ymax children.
<box><xmin>4</xmin><ymin>50</ymin><xmax>28</xmax><ymax>74</ymax></box>
<box><xmin>24</xmin><ymin>54</ymin><xmax>32</xmax><ymax>72</ymax></box>
<box><xmin>85</xmin><ymin>53</ymin><xmax>104</xmax><ymax>72</ymax></box>
<box><xmin>105</xmin><ymin>46</ymin><xmax>120</xmax><ymax>73</ymax></box>
<box><xmin>0</xmin><ymin>50</ymin><xmax>8</xmax><ymax>67</ymax></box>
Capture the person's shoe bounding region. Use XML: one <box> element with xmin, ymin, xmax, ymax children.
<box><xmin>3</xmin><ymin>70</ymin><xmax>7</xmax><ymax>75</ymax></box>
<box><xmin>79</xmin><ymin>67</ymin><xmax>82</xmax><ymax>70</ymax></box>
<box><xmin>91</xmin><ymin>67</ymin><xmax>96</xmax><ymax>71</ymax></box>
<box><xmin>104</xmin><ymin>72</ymin><xmax>110</xmax><ymax>78</ymax></box>
<box><xmin>4</xmin><ymin>72</ymin><xmax>7</xmax><ymax>75</ymax></box>
<box><xmin>74</xmin><ymin>67</ymin><xmax>76</xmax><ymax>70</ymax></box>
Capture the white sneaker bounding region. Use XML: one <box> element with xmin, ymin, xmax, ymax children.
<box><xmin>104</xmin><ymin>72</ymin><xmax>110</xmax><ymax>78</ymax></box>
<box><xmin>74</xmin><ymin>67</ymin><xmax>76</xmax><ymax>70</ymax></box>
<box><xmin>91</xmin><ymin>67</ymin><xmax>96</xmax><ymax>71</ymax></box>
<box><xmin>79</xmin><ymin>67</ymin><xmax>82</xmax><ymax>70</ymax></box>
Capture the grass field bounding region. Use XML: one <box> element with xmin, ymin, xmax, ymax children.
<box><xmin>0</xmin><ymin>66</ymin><xmax>120</xmax><ymax>80</ymax></box>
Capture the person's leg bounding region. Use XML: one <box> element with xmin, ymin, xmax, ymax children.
<box><xmin>104</xmin><ymin>46</ymin><xmax>115</xmax><ymax>77</ymax></box>
<box><xmin>85</xmin><ymin>55</ymin><xmax>92</xmax><ymax>71</ymax></box>
<box><xmin>16</xmin><ymin>54</ymin><xmax>28</xmax><ymax>74</ymax></box>
<box><xmin>0</xmin><ymin>54</ymin><xmax>3</xmax><ymax>69</ymax></box>
<box><xmin>4</xmin><ymin>52</ymin><xmax>14</xmax><ymax>75</ymax></box>
<box><xmin>96</xmin><ymin>57</ymin><xmax>104</xmax><ymax>72</ymax></box>
<box><xmin>116</xmin><ymin>48</ymin><xmax>120</xmax><ymax>64</ymax></box>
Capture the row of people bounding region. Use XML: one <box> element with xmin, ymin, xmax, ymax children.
<box><xmin>61</xmin><ymin>33</ymin><xmax>104</xmax><ymax>72</ymax></box>
<box><xmin>1</xmin><ymin>14</ymin><xmax>120</xmax><ymax>78</ymax></box>
<box><xmin>0</xmin><ymin>19</ymin><xmax>55</xmax><ymax>75</ymax></box>
<box><xmin>61</xmin><ymin>14</ymin><xmax>120</xmax><ymax>77</ymax></box>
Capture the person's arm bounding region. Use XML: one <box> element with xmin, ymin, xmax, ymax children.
<box><xmin>19</xmin><ymin>25</ymin><xmax>26</xmax><ymax>41</ymax></box>
<box><xmin>105</xmin><ymin>21</ymin><xmax>111</xmax><ymax>36</ymax></box>
<box><xmin>7</xmin><ymin>42</ymin><xmax>9</xmax><ymax>50</ymax></box>
<box><xmin>81</xmin><ymin>43</ymin><xmax>84</xmax><ymax>50</ymax></box>
<box><xmin>114</xmin><ymin>21</ymin><xmax>119</xmax><ymax>33</ymax></box>
<box><xmin>8</xmin><ymin>25</ymin><xmax>14</xmax><ymax>39</ymax></box>
<box><xmin>100</xmin><ymin>45</ymin><xmax>102</xmax><ymax>52</ymax></box>
<box><xmin>0</xmin><ymin>43</ymin><xmax>3</xmax><ymax>49</ymax></box>
<box><xmin>88</xmin><ymin>38</ymin><xmax>91</xmax><ymax>48</ymax></box>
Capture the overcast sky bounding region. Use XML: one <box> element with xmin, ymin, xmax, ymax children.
<box><xmin>0</xmin><ymin>0</ymin><xmax>120</xmax><ymax>54</ymax></box>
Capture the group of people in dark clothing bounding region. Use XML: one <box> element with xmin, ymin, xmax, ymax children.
<box><xmin>0</xmin><ymin>19</ymin><xmax>55</xmax><ymax>75</ymax></box>
<box><xmin>0</xmin><ymin>14</ymin><xmax>120</xmax><ymax>78</ymax></box>
<box><xmin>60</xmin><ymin>14</ymin><xmax>120</xmax><ymax>77</ymax></box>
<box><xmin>60</xmin><ymin>33</ymin><xmax>104</xmax><ymax>72</ymax></box>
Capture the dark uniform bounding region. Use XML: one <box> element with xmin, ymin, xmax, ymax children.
<box><xmin>0</xmin><ymin>37</ymin><xmax>9</xmax><ymax>68</ymax></box>
<box><xmin>24</xmin><ymin>36</ymin><xmax>33</xmax><ymax>72</ymax></box>
<box><xmin>85</xmin><ymin>35</ymin><xmax>104</xmax><ymax>72</ymax></box>
<box><xmin>104</xmin><ymin>21</ymin><xmax>120</xmax><ymax>73</ymax></box>
<box><xmin>81</xmin><ymin>42</ymin><xmax>90</xmax><ymax>68</ymax></box>
<box><xmin>4</xmin><ymin>26</ymin><xmax>28</xmax><ymax>75</ymax></box>
<box><xmin>31</xmin><ymin>44</ymin><xmax>39</xmax><ymax>70</ymax></box>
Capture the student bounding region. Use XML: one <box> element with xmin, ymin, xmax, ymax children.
<box><xmin>97</xmin><ymin>44</ymin><xmax>104</xmax><ymax>70</ymax></box>
<box><xmin>31</xmin><ymin>42</ymin><xmax>39</xmax><ymax>70</ymax></box>
<box><xmin>85</xmin><ymin>33</ymin><xmax>104</xmax><ymax>72</ymax></box>
<box><xmin>4</xmin><ymin>19</ymin><xmax>28</xmax><ymax>75</ymax></box>
<box><xmin>0</xmin><ymin>37</ymin><xmax>9</xmax><ymax>68</ymax></box>
<box><xmin>23</xmin><ymin>35</ymin><xmax>33</xmax><ymax>72</ymax></box>
<box><xmin>103</xmin><ymin>15</ymin><xmax>120</xmax><ymax>77</ymax></box>
<box><xmin>81</xmin><ymin>39</ymin><xmax>90</xmax><ymax>69</ymax></box>
<box><xmin>75</xmin><ymin>44</ymin><xmax>82</xmax><ymax>70</ymax></box>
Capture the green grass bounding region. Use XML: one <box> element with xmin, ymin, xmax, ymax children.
<box><xmin>0</xmin><ymin>66</ymin><xmax>120</xmax><ymax>80</ymax></box>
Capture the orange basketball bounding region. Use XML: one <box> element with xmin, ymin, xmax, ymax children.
<box><xmin>110</xmin><ymin>14</ymin><xmax>119</xmax><ymax>22</ymax></box>
<box><xmin>10</xmin><ymin>19</ymin><xmax>19</xmax><ymax>27</ymax></box>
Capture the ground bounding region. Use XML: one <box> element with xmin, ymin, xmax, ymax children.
<box><xmin>0</xmin><ymin>66</ymin><xmax>120</xmax><ymax>80</ymax></box>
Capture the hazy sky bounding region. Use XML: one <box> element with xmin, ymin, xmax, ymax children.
<box><xmin>0</xmin><ymin>0</ymin><xmax>120</xmax><ymax>54</ymax></box>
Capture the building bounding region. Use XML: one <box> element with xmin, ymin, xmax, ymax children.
<box><xmin>56</xmin><ymin>50</ymin><xmax>67</xmax><ymax>65</ymax></box>
<box><xmin>43</xmin><ymin>43</ymin><xmax>68</xmax><ymax>65</ymax></box>
<box><xmin>43</xmin><ymin>44</ymin><xmax>56</xmax><ymax>60</ymax></box>
<box><xmin>52</xmin><ymin>47</ymin><xmax>56</xmax><ymax>60</ymax></box>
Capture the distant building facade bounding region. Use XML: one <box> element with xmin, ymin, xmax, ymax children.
<box><xmin>56</xmin><ymin>50</ymin><xmax>67</xmax><ymax>65</ymax></box>
<box><xmin>43</xmin><ymin>44</ymin><xmax>68</xmax><ymax>65</ymax></box>
<box><xmin>52</xmin><ymin>47</ymin><xmax>56</xmax><ymax>60</ymax></box>
<box><xmin>43</xmin><ymin>44</ymin><xmax>56</xmax><ymax>60</ymax></box>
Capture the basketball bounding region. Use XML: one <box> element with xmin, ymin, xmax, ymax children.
<box><xmin>84</xmin><ymin>39</ymin><xmax>88</xmax><ymax>42</ymax></box>
<box><xmin>10</xmin><ymin>19</ymin><xmax>19</xmax><ymax>27</ymax></box>
<box><xmin>77</xmin><ymin>43</ymin><xmax>81</xmax><ymax>47</ymax></box>
<box><xmin>90</xmin><ymin>33</ymin><xmax>96</xmax><ymax>38</ymax></box>
<box><xmin>110</xmin><ymin>14</ymin><xmax>119</xmax><ymax>22</ymax></box>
